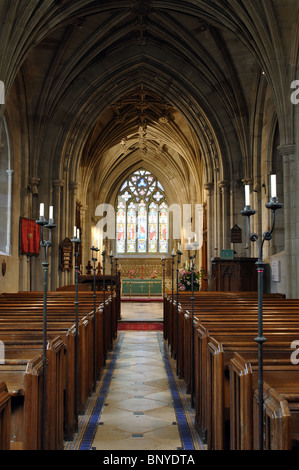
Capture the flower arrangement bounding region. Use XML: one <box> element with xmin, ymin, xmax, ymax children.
<box><xmin>128</xmin><ymin>269</ymin><xmax>137</xmax><ymax>279</ymax></box>
<box><xmin>178</xmin><ymin>262</ymin><xmax>203</xmax><ymax>291</ymax></box>
<box><xmin>150</xmin><ymin>270</ymin><xmax>158</xmax><ymax>279</ymax></box>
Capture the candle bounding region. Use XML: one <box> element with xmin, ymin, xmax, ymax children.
<box><xmin>172</xmin><ymin>249</ymin><xmax>175</xmax><ymax>255</ymax></box>
<box><xmin>92</xmin><ymin>238</ymin><xmax>95</xmax><ymax>247</ymax></box>
<box><xmin>271</xmin><ymin>174</ymin><xmax>277</xmax><ymax>198</ymax></box>
<box><xmin>40</xmin><ymin>203</ymin><xmax>44</xmax><ymax>217</ymax></box>
<box><xmin>74</xmin><ymin>226</ymin><xmax>77</xmax><ymax>238</ymax></box>
<box><xmin>110</xmin><ymin>250</ymin><xmax>113</xmax><ymax>256</ymax></box>
<box><xmin>49</xmin><ymin>206</ymin><xmax>53</xmax><ymax>220</ymax></box>
<box><xmin>194</xmin><ymin>234</ymin><xmax>197</xmax><ymax>242</ymax></box>
<box><xmin>77</xmin><ymin>228</ymin><xmax>80</xmax><ymax>239</ymax></box>
<box><xmin>245</xmin><ymin>185</ymin><xmax>250</xmax><ymax>206</ymax></box>
<box><xmin>178</xmin><ymin>242</ymin><xmax>181</xmax><ymax>251</ymax></box>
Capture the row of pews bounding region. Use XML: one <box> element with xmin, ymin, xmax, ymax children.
<box><xmin>0</xmin><ymin>289</ymin><xmax>118</xmax><ymax>450</ymax></box>
<box><xmin>164</xmin><ymin>290</ymin><xmax>299</xmax><ymax>450</ymax></box>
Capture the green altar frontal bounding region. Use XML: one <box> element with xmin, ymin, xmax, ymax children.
<box><xmin>122</xmin><ymin>278</ymin><xmax>162</xmax><ymax>297</ymax></box>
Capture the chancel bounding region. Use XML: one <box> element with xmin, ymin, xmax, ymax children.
<box><xmin>0</xmin><ymin>0</ymin><xmax>299</xmax><ymax>452</ymax></box>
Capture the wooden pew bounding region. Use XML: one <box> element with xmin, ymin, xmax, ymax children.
<box><xmin>253</xmin><ymin>381</ymin><xmax>292</xmax><ymax>450</ymax></box>
<box><xmin>230</xmin><ymin>351</ymin><xmax>299</xmax><ymax>450</ymax></box>
<box><xmin>0</xmin><ymin>382</ymin><xmax>11</xmax><ymax>450</ymax></box>
<box><xmin>0</xmin><ymin>354</ymin><xmax>44</xmax><ymax>450</ymax></box>
<box><xmin>0</xmin><ymin>336</ymin><xmax>64</xmax><ymax>450</ymax></box>
<box><xmin>0</xmin><ymin>326</ymin><xmax>76</xmax><ymax>441</ymax></box>
<box><xmin>0</xmin><ymin>290</ymin><xmax>117</xmax><ymax>447</ymax></box>
<box><xmin>229</xmin><ymin>351</ymin><xmax>296</xmax><ymax>450</ymax></box>
<box><xmin>205</xmin><ymin>333</ymin><xmax>299</xmax><ymax>450</ymax></box>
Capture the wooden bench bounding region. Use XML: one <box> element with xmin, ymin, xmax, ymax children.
<box><xmin>0</xmin><ymin>382</ymin><xmax>10</xmax><ymax>450</ymax></box>
<box><xmin>205</xmin><ymin>333</ymin><xmax>299</xmax><ymax>450</ymax></box>
<box><xmin>0</xmin><ymin>290</ymin><xmax>118</xmax><ymax>448</ymax></box>
<box><xmin>0</xmin><ymin>354</ymin><xmax>44</xmax><ymax>450</ymax></box>
<box><xmin>0</xmin><ymin>336</ymin><xmax>64</xmax><ymax>450</ymax></box>
<box><xmin>229</xmin><ymin>351</ymin><xmax>297</xmax><ymax>450</ymax></box>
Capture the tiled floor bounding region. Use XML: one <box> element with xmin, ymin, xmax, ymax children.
<box><xmin>120</xmin><ymin>300</ymin><xmax>163</xmax><ymax>322</ymax></box>
<box><xmin>64</xmin><ymin>302</ymin><xmax>204</xmax><ymax>451</ymax></box>
<box><xmin>92</xmin><ymin>331</ymin><xmax>183</xmax><ymax>450</ymax></box>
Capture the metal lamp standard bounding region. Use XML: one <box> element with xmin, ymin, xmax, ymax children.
<box><xmin>71</xmin><ymin>226</ymin><xmax>81</xmax><ymax>431</ymax></box>
<box><xmin>109</xmin><ymin>251</ymin><xmax>114</xmax><ymax>348</ymax></box>
<box><xmin>186</xmin><ymin>238</ymin><xmax>199</xmax><ymax>408</ymax></box>
<box><xmin>91</xmin><ymin>241</ymin><xmax>99</xmax><ymax>390</ymax></box>
<box><xmin>36</xmin><ymin>203</ymin><xmax>56</xmax><ymax>450</ymax></box>
<box><xmin>176</xmin><ymin>245</ymin><xmax>183</xmax><ymax>376</ymax></box>
<box><xmin>161</xmin><ymin>256</ymin><xmax>166</xmax><ymax>339</ymax></box>
<box><xmin>102</xmin><ymin>245</ymin><xmax>106</xmax><ymax>364</ymax></box>
<box><xmin>114</xmin><ymin>256</ymin><xmax>119</xmax><ymax>325</ymax></box>
<box><xmin>171</xmin><ymin>249</ymin><xmax>176</xmax><ymax>356</ymax></box>
<box><xmin>241</xmin><ymin>178</ymin><xmax>283</xmax><ymax>450</ymax></box>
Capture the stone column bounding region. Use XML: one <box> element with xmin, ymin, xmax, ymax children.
<box><xmin>69</xmin><ymin>181</ymin><xmax>79</xmax><ymax>283</ymax></box>
<box><xmin>219</xmin><ymin>180</ymin><xmax>231</xmax><ymax>250</ymax></box>
<box><xmin>278</xmin><ymin>144</ymin><xmax>296</xmax><ymax>298</ymax></box>
<box><xmin>80</xmin><ymin>204</ymin><xmax>88</xmax><ymax>274</ymax></box>
<box><xmin>204</xmin><ymin>182</ymin><xmax>214</xmax><ymax>288</ymax></box>
<box><xmin>51</xmin><ymin>179</ymin><xmax>65</xmax><ymax>290</ymax></box>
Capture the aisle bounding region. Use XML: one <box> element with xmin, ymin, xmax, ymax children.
<box><xmin>64</xmin><ymin>302</ymin><xmax>204</xmax><ymax>451</ymax></box>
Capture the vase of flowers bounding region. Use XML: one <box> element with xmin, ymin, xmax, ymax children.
<box><xmin>128</xmin><ymin>269</ymin><xmax>137</xmax><ymax>279</ymax></box>
<box><xmin>150</xmin><ymin>270</ymin><xmax>158</xmax><ymax>279</ymax></box>
<box><xmin>178</xmin><ymin>262</ymin><xmax>203</xmax><ymax>291</ymax></box>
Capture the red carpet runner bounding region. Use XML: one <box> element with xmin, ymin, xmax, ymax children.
<box><xmin>117</xmin><ymin>322</ymin><xmax>163</xmax><ymax>331</ymax></box>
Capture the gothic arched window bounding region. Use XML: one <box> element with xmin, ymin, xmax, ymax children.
<box><xmin>116</xmin><ymin>170</ymin><xmax>168</xmax><ymax>254</ymax></box>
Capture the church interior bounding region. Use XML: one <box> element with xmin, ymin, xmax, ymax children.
<box><xmin>0</xmin><ymin>0</ymin><xmax>299</xmax><ymax>453</ymax></box>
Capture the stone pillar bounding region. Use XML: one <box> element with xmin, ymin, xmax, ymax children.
<box><xmin>278</xmin><ymin>144</ymin><xmax>296</xmax><ymax>298</ymax></box>
<box><xmin>219</xmin><ymin>180</ymin><xmax>230</xmax><ymax>250</ymax></box>
<box><xmin>204</xmin><ymin>182</ymin><xmax>214</xmax><ymax>288</ymax></box>
<box><xmin>51</xmin><ymin>179</ymin><xmax>65</xmax><ymax>290</ymax></box>
<box><xmin>80</xmin><ymin>204</ymin><xmax>88</xmax><ymax>273</ymax></box>
<box><xmin>69</xmin><ymin>181</ymin><xmax>79</xmax><ymax>283</ymax></box>
<box><xmin>69</xmin><ymin>182</ymin><xmax>79</xmax><ymax>236</ymax></box>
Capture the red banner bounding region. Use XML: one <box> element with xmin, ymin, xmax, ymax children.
<box><xmin>20</xmin><ymin>217</ymin><xmax>40</xmax><ymax>256</ymax></box>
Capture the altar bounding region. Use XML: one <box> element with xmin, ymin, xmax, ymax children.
<box><xmin>122</xmin><ymin>278</ymin><xmax>162</xmax><ymax>298</ymax></box>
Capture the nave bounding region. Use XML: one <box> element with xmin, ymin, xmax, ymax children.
<box><xmin>64</xmin><ymin>301</ymin><xmax>205</xmax><ymax>451</ymax></box>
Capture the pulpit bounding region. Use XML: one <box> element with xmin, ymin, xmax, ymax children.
<box><xmin>211</xmin><ymin>258</ymin><xmax>258</xmax><ymax>292</ymax></box>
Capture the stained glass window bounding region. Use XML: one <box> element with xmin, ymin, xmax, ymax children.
<box><xmin>159</xmin><ymin>202</ymin><xmax>168</xmax><ymax>253</ymax></box>
<box><xmin>127</xmin><ymin>202</ymin><xmax>136</xmax><ymax>253</ymax></box>
<box><xmin>115</xmin><ymin>170</ymin><xmax>168</xmax><ymax>254</ymax></box>
<box><xmin>148</xmin><ymin>203</ymin><xmax>158</xmax><ymax>253</ymax></box>
<box><xmin>116</xmin><ymin>199</ymin><xmax>126</xmax><ymax>253</ymax></box>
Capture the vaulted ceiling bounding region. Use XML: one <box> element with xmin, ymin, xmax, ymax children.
<box><xmin>1</xmin><ymin>0</ymin><xmax>298</xmax><ymax>206</ymax></box>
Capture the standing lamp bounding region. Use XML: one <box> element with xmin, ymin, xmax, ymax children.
<box><xmin>102</xmin><ymin>245</ymin><xmax>106</xmax><ymax>364</ymax></box>
<box><xmin>36</xmin><ymin>203</ymin><xmax>56</xmax><ymax>449</ymax></box>
<box><xmin>161</xmin><ymin>256</ymin><xmax>166</xmax><ymax>339</ymax></box>
<box><xmin>176</xmin><ymin>243</ymin><xmax>183</xmax><ymax>376</ymax></box>
<box><xmin>171</xmin><ymin>249</ymin><xmax>176</xmax><ymax>356</ymax></box>
<box><xmin>109</xmin><ymin>251</ymin><xmax>114</xmax><ymax>348</ymax></box>
<box><xmin>71</xmin><ymin>226</ymin><xmax>81</xmax><ymax>431</ymax></box>
<box><xmin>241</xmin><ymin>176</ymin><xmax>283</xmax><ymax>450</ymax></box>
<box><xmin>187</xmin><ymin>237</ymin><xmax>199</xmax><ymax>408</ymax></box>
<box><xmin>91</xmin><ymin>240</ymin><xmax>99</xmax><ymax>389</ymax></box>
<box><xmin>114</xmin><ymin>256</ymin><xmax>119</xmax><ymax>324</ymax></box>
